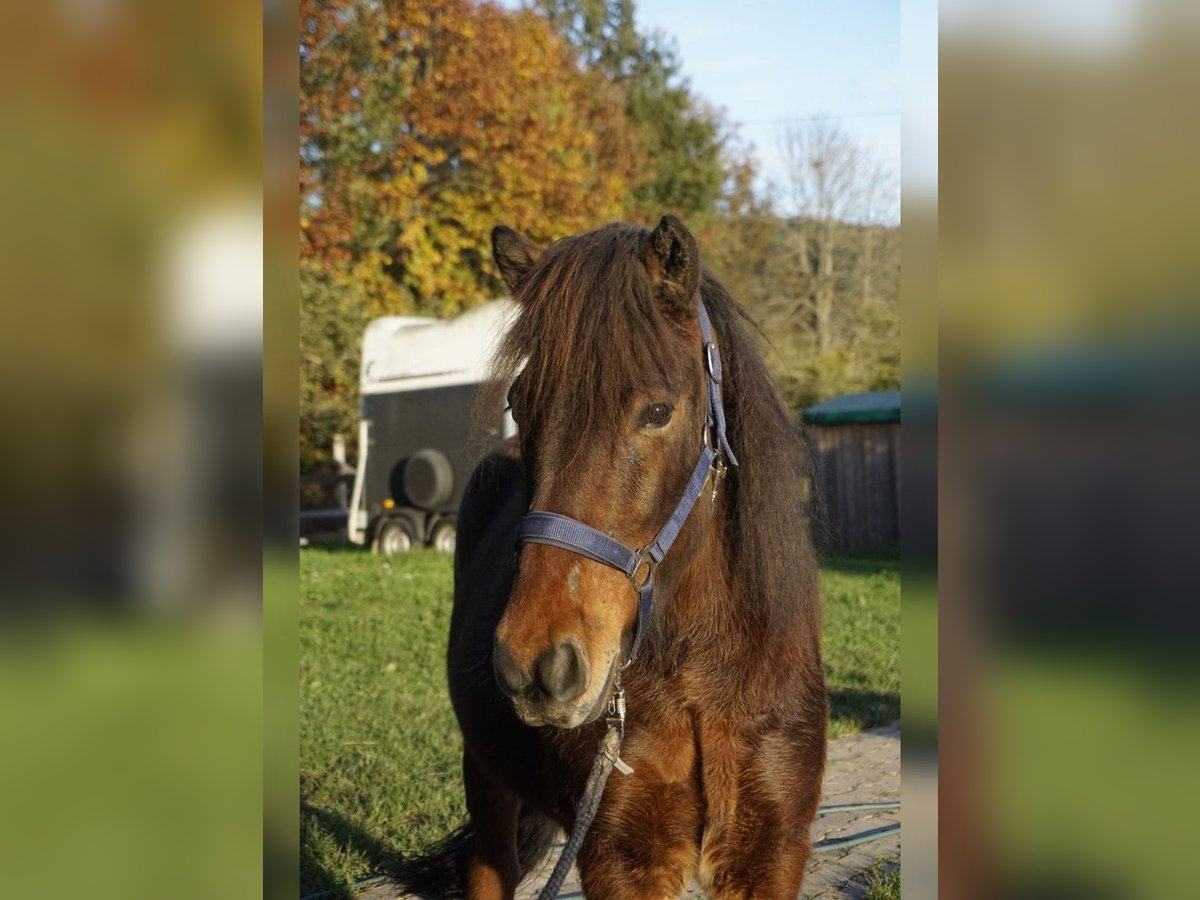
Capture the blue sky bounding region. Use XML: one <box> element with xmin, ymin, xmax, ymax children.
<box><xmin>634</xmin><ymin>0</ymin><xmax>902</xmax><ymax>215</ymax></box>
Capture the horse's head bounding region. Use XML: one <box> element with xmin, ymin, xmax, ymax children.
<box><xmin>487</xmin><ymin>215</ymin><xmax>722</xmax><ymax>728</ymax></box>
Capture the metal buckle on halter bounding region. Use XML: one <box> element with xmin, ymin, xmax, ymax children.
<box><xmin>704</xmin><ymin>342</ymin><xmax>721</xmax><ymax>382</ymax></box>
<box><xmin>628</xmin><ymin>547</ymin><xmax>656</xmax><ymax>589</ymax></box>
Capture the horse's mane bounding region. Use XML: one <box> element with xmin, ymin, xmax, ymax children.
<box><xmin>698</xmin><ymin>272</ymin><xmax>819</xmax><ymax>631</ymax></box>
<box><xmin>484</xmin><ymin>222</ymin><xmax>818</xmax><ymax>633</ymax></box>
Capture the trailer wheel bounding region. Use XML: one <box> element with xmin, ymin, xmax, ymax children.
<box><xmin>429</xmin><ymin>517</ymin><xmax>457</xmax><ymax>554</ymax></box>
<box><xmin>377</xmin><ymin>516</ymin><xmax>418</xmax><ymax>556</ymax></box>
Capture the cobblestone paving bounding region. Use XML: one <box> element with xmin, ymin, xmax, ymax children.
<box><xmin>801</xmin><ymin>722</ymin><xmax>900</xmax><ymax>899</ymax></box>
<box><xmin>365</xmin><ymin>722</ymin><xmax>901</xmax><ymax>900</ymax></box>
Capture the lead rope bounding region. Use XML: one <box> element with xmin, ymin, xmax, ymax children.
<box><xmin>535</xmin><ymin>682</ymin><xmax>629</xmax><ymax>900</ymax></box>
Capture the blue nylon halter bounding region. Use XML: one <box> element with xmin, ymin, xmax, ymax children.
<box><xmin>515</xmin><ymin>300</ymin><xmax>738</xmax><ymax>666</ymax></box>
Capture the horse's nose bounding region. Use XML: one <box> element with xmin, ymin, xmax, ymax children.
<box><xmin>493</xmin><ymin>641</ymin><xmax>531</xmax><ymax>698</ymax></box>
<box><xmin>534</xmin><ymin>637</ymin><xmax>588</xmax><ymax>704</ymax></box>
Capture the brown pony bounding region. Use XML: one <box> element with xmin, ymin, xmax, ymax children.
<box><xmin>398</xmin><ymin>216</ymin><xmax>826</xmax><ymax>899</ymax></box>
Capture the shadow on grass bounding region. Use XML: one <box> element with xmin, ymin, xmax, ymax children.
<box><xmin>301</xmin><ymin>802</ymin><xmax>400</xmax><ymax>899</ymax></box>
<box><xmin>828</xmin><ymin>687</ymin><xmax>900</xmax><ymax>735</ymax></box>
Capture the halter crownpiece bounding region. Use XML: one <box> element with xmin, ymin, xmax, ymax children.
<box><xmin>515</xmin><ymin>299</ymin><xmax>737</xmax><ymax>666</ymax></box>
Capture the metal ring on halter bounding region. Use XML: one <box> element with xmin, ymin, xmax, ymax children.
<box><xmin>628</xmin><ymin>548</ymin><xmax>656</xmax><ymax>589</ymax></box>
<box><xmin>704</xmin><ymin>342</ymin><xmax>721</xmax><ymax>382</ymax></box>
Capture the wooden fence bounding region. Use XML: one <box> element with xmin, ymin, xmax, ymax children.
<box><xmin>806</xmin><ymin>422</ymin><xmax>900</xmax><ymax>553</ymax></box>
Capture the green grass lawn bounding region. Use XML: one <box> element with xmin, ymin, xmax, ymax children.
<box><xmin>300</xmin><ymin>547</ymin><xmax>899</xmax><ymax>896</ymax></box>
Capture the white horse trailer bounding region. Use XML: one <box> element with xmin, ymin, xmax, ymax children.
<box><xmin>347</xmin><ymin>300</ymin><xmax>516</xmax><ymax>554</ymax></box>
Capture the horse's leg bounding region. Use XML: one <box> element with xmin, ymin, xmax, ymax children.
<box><xmin>702</xmin><ymin>832</ymin><xmax>812</xmax><ymax>900</ymax></box>
<box><xmin>572</xmin><ymin>782</ymin><xmax>698</xmax><ymax>900</ymax></box>
<box><xmin>575</xmin><ymin>836</ymin><xmax>694</xmax><ymax>900</ymax></box>
<box><xmin>463</xmin><ymin>750</ymin><xmax>521</xmax><ymax>900</ymax></box>
<box><xmin>697</xmin><ymin>722</ymin><xmax>824</xmax><ymax>900</ymax></box>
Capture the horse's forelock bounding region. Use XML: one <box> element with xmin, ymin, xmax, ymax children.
<box><xmin>493</xmin><ymin>224</ymin><xmax>687</xmax><ymax>443</ymax></box>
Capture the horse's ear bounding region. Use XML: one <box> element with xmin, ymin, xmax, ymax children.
<box><xmin>492</xmin><ymin>226</ymin><xmax>542</xmax><ymax>293</ymax></box>
<box><xmin>642</xmin><ymin>214</ymin><xmax>700</xmax><ymax>315</ymax></box>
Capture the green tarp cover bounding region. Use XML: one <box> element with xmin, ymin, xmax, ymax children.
<box><xmin>802</xmin><ymin>391</ymin><xmax>901</xmax><ymax>425</ymax></box>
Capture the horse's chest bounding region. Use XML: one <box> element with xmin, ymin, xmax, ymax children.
<box><xmin>619</xmin><ymin>704</ymin><xmax>780</xmax><ymax>829</ymax></box>
<box><xmin>604</xmin><ymin>705</ymin><xmax>769</xmax><ymax>872</ymax></box>
<box><xmin>619</xmin><ymin>700</ymin><xmax>700</xmax><ymax>789</ymax></box>
<box><xmin>616</xmin><ymin>682</ymin><xmax>734</xmax><ymax>801</ymax></box>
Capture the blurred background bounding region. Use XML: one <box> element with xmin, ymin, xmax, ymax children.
<box><xmin>0</xmin><ymin>0</ymin><xmax>272</xmax><ymax>898</ymax></box>
<box><xmin>940</xmin><ymin>1</ymin><xmax>1200</xmax><ymax>898</ymax></box>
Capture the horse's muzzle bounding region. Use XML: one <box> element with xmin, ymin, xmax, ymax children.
<box><xmin>494</xmin><ymin>635</ymin><xmax>586</xmax><ymax>711</ymax></box>
<box><xmin>493</xmin><ymin>636</ymin><xmax>616</xmax><ymax>728</ymax></box>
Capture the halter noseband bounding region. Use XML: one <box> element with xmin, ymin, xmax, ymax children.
<box><xmin>515</xmin><ymin>300</ymin><xmax>738</xmax><ymax>667</ymax></box>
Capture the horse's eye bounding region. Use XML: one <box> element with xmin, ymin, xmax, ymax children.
<box><xmin>638</xmin><ymin>402</ymin><xmax>674</xmax><ymax>429</ymax></box>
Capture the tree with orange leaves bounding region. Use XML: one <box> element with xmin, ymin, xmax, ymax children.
<box><xmin>299</xmin><ymin>0</ymin><xmax>642</xmax><ymax>466</ymax></box>
<box><xmin>301</xmin><ymin>0</ymin><xmax>640</xmax><ymax>317</ymax></box>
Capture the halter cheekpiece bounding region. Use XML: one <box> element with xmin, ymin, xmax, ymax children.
<box><xmin>515</xmin><ymin>299</ymin><xmax>738</xmax><ymax>668</ymax></box>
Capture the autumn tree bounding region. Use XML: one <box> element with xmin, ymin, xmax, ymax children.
<box><xmin>301</xmin><ymin>0</ymin><xmax>641</xmax><ymax>313</ymax></box>
<box><xmin>299</xmin><ymin>0</ymin><xmax>642</xmax><ymax>466</ymax></box>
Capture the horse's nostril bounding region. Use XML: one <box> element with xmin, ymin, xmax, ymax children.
<box><xmin>534</xmin><ymin>638</ymin><xmax>587</xmax><ymax>703</ymax></box>
<box><xmin>493</xmin><ymin>641</ymin><xmax>530</xmax><ymax>697</ymax></box>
